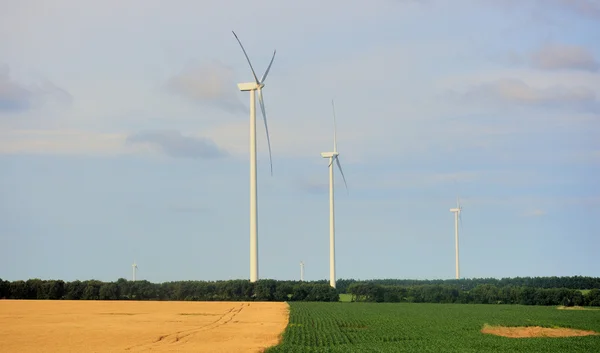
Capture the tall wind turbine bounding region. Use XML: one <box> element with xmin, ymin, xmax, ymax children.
<box><xmin>449</xmin><ymin>197</ymin><xmax>463</xmax><ymax>279</ymax></box>
<box><xmin>300</xmin><ymin>261</ymin><xmax>305</xmax><ymax>281</ymax></box>
<box><xmin>232</xmin><ymin>31</ymin><xmax>276</xmax><ymax>283</ymax></box>
<box><xmin>321</xmin><ymin>100</ymin><xmax>348</xmax><ymax>289</ymax></box>
<box><xmin>132</xmin><ymin>261</ymin><xmax>138</xmax><ymax>282</ymax></box>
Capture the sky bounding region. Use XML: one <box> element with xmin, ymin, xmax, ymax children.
<box><xmin>1</xmin><ymin>0</ymin><xmax>599</xmax><ymax>283</ymax></box>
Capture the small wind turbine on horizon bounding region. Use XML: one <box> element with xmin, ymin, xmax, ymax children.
<box><xmin>232</xmin><ymin>31</ymin><xmax>277</xmax><ymax>283</ymax></box>
<box><xmin>132</xmin><ymin>261</ymin><xmax>138</xmax><ymax>282</ymax></box>
<box><xmin>321</xmin><ymin>100</ymin><xmax>348</xmax><ymax>289</ymax></box>
<box><xmin>449</xmin><ymin>197</ymin><xmax>463</xmax><ymax>279</ymax></box>
<box><xmin>300</xmin><ymin>261</ymin><xmax>305</xmax><ymax>282</ymax></box>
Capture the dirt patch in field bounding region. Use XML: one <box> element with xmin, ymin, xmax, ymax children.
<box><xmin>557</xmin><ymin>306</ymin><xmax>600</xmax><ymax>311</ymax></box>
<box><xmin>481</xmin><ymin>324</ymin><xmax>599</xmax><ymax>338</ymax></box>
<box><xmin>0</xmin><ymin>300</ymin><xmax>289</xmax><ymax>353</ymax></box>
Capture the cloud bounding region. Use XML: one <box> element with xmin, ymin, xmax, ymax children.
<box><xmin>165</xmin><ymin>61</ymin><xmax>246</xmax><ymax>114</ymax></box>
<box><xmin>0</xmin><ymin>129</ymin><xmax>127</xmax><ymax>155</ymax></box>
<box><xmin>464</xmin><ymin>78</ymin><xmax>598</xmax><ymax>109</ymax></box>
<box><xmin>126</xmin><ymin>130</ymin><xmax>227</xmax><ymax>159</ymax></box>
<box><xmin>0</xmin><ymin>65</ymin><xmax>34</xmax><ymax>112</ymax></box>
<box><xmin>554</xmin><ymin>0</ymin><xmax>600</xmax><ymax>19</ymax></box>
<box><xmin>0</xmin><ymin>65</ymin><xmax>72</xmax><ymax>113</ymax></box>
<box><xmin>295</xmin><ymin>179</ymin><xmax>328</xmax><ymax>194</ymax></box>
<box><xmin>531</xmin><ymin>44</ymin><xmax>599</xmax><ymax>72</ymax></box>
<box><xmin>485</xmin><ymin>0</ymin><xmax>600</xmax><ymax>20</ymax></box>
<box><xmin>522</xmin><ymin>209</ymin><xmax>546</xmax><ymax>217</ymax></box>
<box><xmin>169</xmin><ymin>205</ymin><xmax>211</xmax><ymax>213</ymax></box>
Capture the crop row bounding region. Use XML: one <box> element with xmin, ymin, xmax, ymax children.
<box><xmin>266</xmin><ymin>302</ymin><xmax>600</xmax><ymax>352</ymax></box>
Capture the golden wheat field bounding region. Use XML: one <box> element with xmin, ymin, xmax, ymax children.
<box><xmin>0</xmin><ymin>300</ymin><xmax>289</xmax><ymax>353</ymax></box>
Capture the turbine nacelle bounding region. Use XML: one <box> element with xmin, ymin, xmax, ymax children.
<box><xmin>237</xmin><ymin>82</ymin><xmax>265</xmax><ymax>91</ymax></box>
<box><xmin>450</xmin><ymin>208</ymin><xmax>460</xmax><ymax>212</ymax></box>
<box><xmin>321</xmin><ymin>151</ymin><xmax>339</xmax><ymax>158</ymax></box>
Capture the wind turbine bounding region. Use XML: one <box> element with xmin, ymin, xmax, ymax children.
<box><xmin>300</xmin><ymin>261</ymin><xmax>305</xmax><ymax>282</ymax></box>
<box><xmin>232</xmin><ymin>31</ymin><xmax>276</xmax><ymax>283</ymax></box>
<box><xmin>449</xmin><ymin>197</ymin><xmax>463</xmax><ymax>279</ymax></box>
<box><xmin>132</xmin><ymin>261</ymin><xmax>138</xmax><ymax>282</ymax></box>
<box><xmin>321</xmin><ymin>100</ymin><xmax>348</xmax><ymax>289</ymax></box>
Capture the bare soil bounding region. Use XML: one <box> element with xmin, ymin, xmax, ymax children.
<box><xmin>481</xmin><ymin>324</ymin><xmax>599</xmax><ymax>338</ymax></box>
<box><xmin>0</xmin><ymin>300</ymin><xmax>289</xmax><ymax>353</ymax></box>
<box><xmin>557</xmin><ymin>305</ymin><xmax>600</xmax><ymax>311</ymax></box>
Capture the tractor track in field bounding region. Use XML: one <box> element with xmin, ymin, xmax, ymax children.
<box><xmin>126</xmin><ymin>303</ymin><xmax>249</xmax><ymax>351</ymax></box>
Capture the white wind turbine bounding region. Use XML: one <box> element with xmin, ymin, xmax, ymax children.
<box><xmin>449</xmin><ymin>197</ymin><xmax>463</xmax><ymax>279</ymax></box>
<box><xmin>300</xmin><ymin>261</ymin><xmax>305</xmax><ymax>282</ymax></box>
<box><xmin>132</xmin><ymin>261</ymin><xmax>138</xmax><ymax>282</ymax></box>
<box><xmin>321</xmin><ymin>100</ymin><xmax>348</xmax><ymax>289</ymax></box>
<box><xmin>232</xmin><ymin>31</ymin><xmax>276</xmax><ymax>283</ymax></box>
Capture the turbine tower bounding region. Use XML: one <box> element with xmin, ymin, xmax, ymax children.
<box><xmin>300</xmin><ymin>261</ymin><xmax>305</xmax><ymax>281</ymax></box>
<box><xmin>232</xmin><ymin>31</ymin><xmax>276</xmax><ymax>283</ymax></box>
<box><xmin>132</xmin><ymin>261</ymin><xmax>138</xmax><ymax>282</ymax></box>
<box><xmin>449</xmin><ymin>197</ymin><xmax>462</xmax><ymax>279</ymax></box>
<box><xmin>321</xmin><ymin>100</ymin><xmax>348</xmax><ymax>289</ymax></box>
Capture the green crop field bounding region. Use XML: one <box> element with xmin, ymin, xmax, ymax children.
<box><xmin>266</xmin><ymin>302</ymin><xmax>600</xmax><ymax>352</ymax></box>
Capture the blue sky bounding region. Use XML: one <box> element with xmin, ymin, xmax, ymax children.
<box><xmin>1</xmin><ymin>0</ymin><xmax>599</xmax><ymax>283</ymax></box>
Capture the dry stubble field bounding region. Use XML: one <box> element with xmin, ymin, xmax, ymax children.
<box><xmin>0</xmin><ymin>300</ymin><xmax>289</xmax><ymax>353</ymax></box>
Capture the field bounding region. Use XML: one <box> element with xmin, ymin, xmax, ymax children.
<box><xmin>0</xmin><ymin>300</ymin><xmax>289</xmax><ymax>353</ymax></box>
<box><xmin>266</xmin><ymin>302</ymin><xmax>600</xmax><ymax>352</ymax></box>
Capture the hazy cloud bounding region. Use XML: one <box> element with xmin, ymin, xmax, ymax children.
<box><xmin>486</xmin><ymin>0</ymin><xmax>600</xmax><ymax>20</ymax></box>
<box><xmin>554</xmin><ymin>0</ymin><xmax>600</xmax><ymax>19</ymax></box>
<box><xmin>0</xmin><ymin>129</ymin><xmax>126</xmax><ymax>155</ymax></box>
<box><xmin>523</xmin><ymin>209</ymin><xmax>546</xmax><ymax>217</ymax></box>
<box><xmin>0</xmin><ymin>65</ymin><xmax>72</xmax><ymax>113</ymax></box>
<box><xmin>0</xmin><ymin>65</ymin><xmax>34</xmax><ymax>112</ymax></box>
<box><xmin>127</xmin><ymin>130</ymin><xmax>227</xmax><ymax>159</ymax></box>
<box><xmin>169</xmin><ymin>205</ymin><xmax>211</xmax><ymax>213</ymax></box>
<box><xmin>165</xmin><ymin>61</ymin><xmax>246</xmax><ymax>114</ymax></box>
<box><xmin>464</xmin><ymin>78</ymin><xmax>598</xmax><ymax>109</ymax></box>
<box><xmin>531</xmin><ymin>44</ymin><xmax>598</xmax><ymax>71</ymax></box>
<box><xmin>295</xmin><ymin>179</ymin><xmax>328</xmax><ymax>194</ymax></box>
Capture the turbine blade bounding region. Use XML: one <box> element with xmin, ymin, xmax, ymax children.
<box><xmin>232</xmin><ymin>31</ymin><xmax>259</xmax><ymax>84</ymax></box>
<box><xmin>328</xmin><ymin>158</ymin><xmax>333</xmax><ymax>168</ymax></box>
<box><xmin>452</xmin><ymin>178</ymin><xmax>459</xmax><ymax>208</ymax></box>
<box><xmin>335</xmin><ymin>156</ymin><xmax>348</xmax><ymax>194</ymax></box>
<box><xmin>331</xmin><ymin>100</ymin><xmax>338</xmax><ymax>153</ymax></box>
<box><xmin>260</xmin><ymin>50</ymin><xmax>276</xmax><ymax>83</ymax></box>
<box><xmin>257</xmin><ymin>88</ymin><xmax>273</xmax><ymax>176</ymax></box>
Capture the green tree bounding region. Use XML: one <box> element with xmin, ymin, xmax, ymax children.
<box><xmin>585</xmin><ymin>289</ymin><xmax>600</xmax><ymax>306</ymax></box>
<box><xmin>99</xmin><ymin>283</ymin><xmax>119</xmax><ymax>300</ymax></box>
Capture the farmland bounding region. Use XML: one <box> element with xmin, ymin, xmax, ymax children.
<box><xmin>267</xmin><ymin>302</ymin><xmax>600</xmax><ymax>352</ymax></box>
<box><xmin>0</xmin><ymin>300</ymin><xmax>288</xmax><ymax>353</ymax></box>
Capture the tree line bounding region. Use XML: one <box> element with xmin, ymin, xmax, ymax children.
<box><xmin>347</xmin><ymin>283</ymin><xmax>600</xmax><ymax>306</ymax></box>
<box><xmin>0</xmin><ymin>278</ymin><xmax>338</xmax><ymax>302</ymax></box>
<box><xmin>1</xmin><ymin>276</ymin><xmax>599</xmax><ymax>306</ymax></box>
<box><xmin>335</xmin><ymin>276</ymin><xmax>600</xmax><ymax>293</ymax></box>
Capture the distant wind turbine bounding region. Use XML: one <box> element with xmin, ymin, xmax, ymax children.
<box><xmin>132</xmin><ymin>261</ymin><xmax>138</xmax><ymax>282</ymax></box>
<box><xmin>300</xmin><ymin>261</ymin><xmax>305</xmax><ymax>282</ymax></box>
<box><xmin>321</xmin><ymin>100</ymin><xmax>348</xmax><ymax>289</ymax></box>
<box><xmin>232</xmin><ymin>31</ymin><xmax>277</xmax><ymax>283</ymax></box>
<box><xmin>449</xmin><ymin>197</ymin><xmax>463</xmax><ymax>279</ymax></box>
